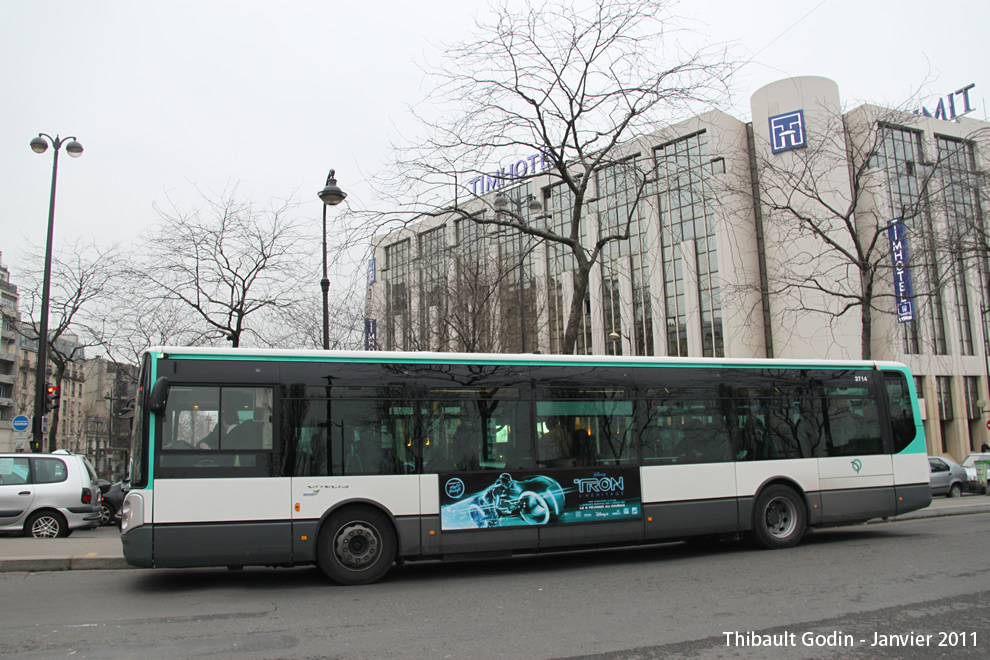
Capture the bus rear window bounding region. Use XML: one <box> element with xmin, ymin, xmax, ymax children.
<box><xmin>883</xmin><ymin>371</ymin><xmax>917</xmax><ymax>452</ymax></box>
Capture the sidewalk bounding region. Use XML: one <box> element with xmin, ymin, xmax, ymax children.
<box><xmin>1</xmin><ymin>495</ymin><xmax>989</xmax><ymax>573</ymax></box>
<box><xmin>0</xmin><ymin>525</ymin><xmax>130</xmax><ymax>572</ymax></box>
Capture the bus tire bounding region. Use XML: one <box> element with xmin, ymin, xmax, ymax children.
<box><xmin>317</xmin><ymin>506</ymin><xmax>396</xmax><ymax>585</ymax></box>
<box><xmin>751</xmin><ymin>485</ymin><xmax>805</xmax><ymax>549</ymax></box>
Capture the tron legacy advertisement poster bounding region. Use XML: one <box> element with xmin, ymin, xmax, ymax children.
<box><xmin>439</xmin><ymin>467</ymin><xmax>641</xmax><ymax>530</ymax></box>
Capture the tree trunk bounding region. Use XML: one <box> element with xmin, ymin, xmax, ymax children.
<box><xmin>561</xmin><ymin>266</ymin><xmax>591</xmax><ymax>355</ymax></box>
<box><xmin>860</xmin><ymin>273</ymin><xmax>873</xmax><ymax>361</ymax></box>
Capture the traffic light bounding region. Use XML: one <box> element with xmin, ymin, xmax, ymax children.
<box><xmin>45</xmin><ymin>384</ymin><xmax>60</xmax><ymax>413</ymax></box>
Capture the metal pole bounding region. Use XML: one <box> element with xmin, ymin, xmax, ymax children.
<box><xmin>31</xmin><ymin>143</ymin><xmax>61</xmax><ymax>453</ymax></box>
<box><xmin>518</xmin><ymin>221</ymin><xmax>526</xmax><ymax>353</ymax></box>
<box><xmin>321</xmin><ymin>202</ymin><xmax>330</xmax><ymax>350</ymax></box>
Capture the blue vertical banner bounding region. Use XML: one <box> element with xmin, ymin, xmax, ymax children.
<box><xmin>367</xmin><ymin>258</ymin><xmax>376</xmax><ymax>285</ymax></box>
<box><xmin>886</xmin><ymin>217</ymin><xmax>915</xmax><ymax>323</ymax></box>
<box><xmin>364</xmin><ymin>318</ymin><xmax>377</xmax><ymax>351</ymax></box>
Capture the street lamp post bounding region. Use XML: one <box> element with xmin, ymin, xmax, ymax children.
<box><xmin>494</xmin><ymin>190</ymin><xmax>543</xmax><ymax>353</ymax></box>
<box><xmin>29</xmin><ymin>134</ymin><xmax>83</xmax><ymax>453</ymax></box>
<box><xmin>317</xmin><ymin>170</ymin><xmax>347</xmax><ymax>350</ymax></box>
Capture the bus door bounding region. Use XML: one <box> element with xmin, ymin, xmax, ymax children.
<box><xmin>152</xmin><ymin>384</ymin><xmax>290</xmax><ymax>567</ymax></box>
<box><xmin>817</xmin><ymin>371</ymin><xmax>894</xmax><ymax>522</ymax></box>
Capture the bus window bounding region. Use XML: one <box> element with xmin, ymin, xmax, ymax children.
<box><xmin>285</xmin><ymin>387</ymin><xmax>414</xmax><ymax>477</ymax></box>
<box><xmin>537</xmin><ymin>388</ymin><xmax>635</xmax><ymax>467</ymax></box>
<box><xmin>727</xmin><ymin>379</ymin><xmax>822</xmax><ymax>461</ymax></box>
<box><xmin>333</xmin><ymin>399</ymin><xmax>414</xmax><ymax>476</ymax></box>
<box><xmin>644</xmin><ymin>387</ymin><xmax>730</xmax><ymax>464</ymax></box>
<box><xmin>883</xmin><ymin>371</ymin><xmax>917</xmax><ymax>452</ymax></box>
<box><xmin>157</xmin><ymin>386</ymin><xmax>274</xmax><ymax>477</ymax></box>
<box><xmin>420</xmin><ymin>388</ymin><xmax>531</xmax><ymax>473</ymax></box>
<box><xmin>822</xmin><ymin>385</ymin><xmax>882</xmax><ymax>456</ymax></box>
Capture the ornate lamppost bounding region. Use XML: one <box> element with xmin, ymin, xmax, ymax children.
<box><xmin>317</xmin><ymin>170</ymin><xmax>347</xmax><ymax>350</ymax></box>
<box><xmin>29</xmin><ymin>133</ymin><xmax>83</xmax><ymax>452</ymax></box>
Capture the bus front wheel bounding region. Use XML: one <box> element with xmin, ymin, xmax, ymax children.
<box><xmin>317</xmin><ymin>506</ymin><xmax>396</xmax><ymax>585</ymax></box>
<box><xmin>751</xmin><ymin>485</ymin><xmax>806</xmax><ymax>549</ymax></box>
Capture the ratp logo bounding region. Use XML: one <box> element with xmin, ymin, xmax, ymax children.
<box><xmin>850</xmin><ymin>459</ymin><xmax>863</xmax><ymax>473</ymax></box>
<box><xmin>769</xmin><ymin>110</ymin><xmax>807</xmax><ymax>154</ymax></box>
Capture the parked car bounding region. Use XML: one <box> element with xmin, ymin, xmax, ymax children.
<box><xmin>98</xmin><ymin>480</ymin><xmax>125</xmax><ymax>526</ymax></box>
<box><xmin>928</xmin><ymin>455</ymin><xmax>968</xmax><ymax>498</ymax></box>
<box><xmin>959</xmin><ymin>452</ymin><xmax>990</xmax><ymax>494</ymax></box>
<box><xmin>0</xmin><ymin>450</ymin><xmax>102</xmax><ymax>538</ymax></box>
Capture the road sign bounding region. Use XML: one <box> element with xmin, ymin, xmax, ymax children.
<box><xmin>12</xmin><ymin>415</ymin><xmax>29</xmax><ymax>431</ymax></box>
<box><xmin>986</xmin><ymin>419</ymin><xmax>990</xmax><ymax>431</ymax></box>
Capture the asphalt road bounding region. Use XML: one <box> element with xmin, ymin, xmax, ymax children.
<box><xmin>0</xmin><ymin>511</ymin><xmax>988</xmax><ymax>659</ymax></box>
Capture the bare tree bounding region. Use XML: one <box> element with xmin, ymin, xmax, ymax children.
<box><xmin>5</xmin><ymin>239</ymin><xmax>122</xmax><ymax>451</ymax></box>
<box><xmin>380</xmin><ymin>0</ymin><xmax>733</xmax><ymax>354</ymax></box>
<box><xmin>131</xmin><ymin>186</ymin><xmax>310</xmax><ymax>348</ymax></box>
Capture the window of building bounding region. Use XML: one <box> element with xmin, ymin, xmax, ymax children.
<box><xmin>964</xmin><ymin>375</ymin><xmax>982</xmax><ymax>451</ymax></box>
<box><xmin>937</xmin><ymin>136</ymin><xmax>981</xmax><ymax>356</ymax></box>
<box><xmin>596</xmin><ymin>157</ymin><xmax>654</xmax><ymax>357</ymax></box>
<box><xmin>417</xmin><ymin>226</ymin><xmax>447</xmax><ymax>351</ymax></box>
<box><xmin>655</xmin><ymin>131</ymin><xmax>722</xmax><ymax>357</ymax></box>
<box><xmin>880</xmin><ymin>126</ymin><xmax>927</xmax><ymax>355</ymax></box>
<box><xmin>546</xmin><ymin>183</ymin><xmax>593</xmax><ymax>355</ymax></box>
<box><xmin>936</xmin><ymin>376</ymin><xmax>953</xmax><ymax>453</ymax></box>
<box><xmin>454</xmin><ymin>216</ymin><xmax>496</xmax><ymax>352</ymax></box>
<box><xmin>383</xmin><ymin>239</ymin><xmax>412</xmax><ymax>351</ymax></box>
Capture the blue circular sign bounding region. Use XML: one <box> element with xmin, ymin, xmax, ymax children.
<box><xmin>12</xmin><ymin>415</ymin><xmax>30</xmax><ymax>431</ymax></box>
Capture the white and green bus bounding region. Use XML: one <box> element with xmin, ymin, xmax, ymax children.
<box><xmin>121</xmin><ymin>347</ymin><xmax>930</xmax><ymax>585</ymax></box>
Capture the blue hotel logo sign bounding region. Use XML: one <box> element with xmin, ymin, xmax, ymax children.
<box><xmin>769</xmin><ymin>110</ymin><xmax>807</xmax><ymax>154</ymax></box>
<box><xmin>887</xmin><ymin>217</ymin><xmax>915</xmax><ymax>323</ymax></box>
<box><xmin>468</xmin><ymin>152</ymin><xmax>555</xmax><ymax>195</ymax></box>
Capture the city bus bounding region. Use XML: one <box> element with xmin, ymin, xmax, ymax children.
<box><xmin>120</xmin><ymin>347</ymin><xmax>931</xmax><ymax>585</ymax></box>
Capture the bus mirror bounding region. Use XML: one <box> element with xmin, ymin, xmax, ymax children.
<box><xmin>148</xmin><ymin>377</ymin><xmax>170</xmax><ymax>414</ymax></box>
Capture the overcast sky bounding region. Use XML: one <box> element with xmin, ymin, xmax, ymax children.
<box><xmin>1</xmin><ymin>0</ymin><xmax>986</xmax><ymax>286</ymax></box>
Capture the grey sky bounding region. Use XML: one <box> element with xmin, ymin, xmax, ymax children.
<box><xmin>1</xmin><ymin>1</ymin><xmax>986</xmax><ymax>287</ymax></box>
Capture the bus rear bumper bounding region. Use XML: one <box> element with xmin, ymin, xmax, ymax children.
<box><xmin>895</xmin><ymin>483</ymin><xmax>933</xmax><ymax>515</ymax></box>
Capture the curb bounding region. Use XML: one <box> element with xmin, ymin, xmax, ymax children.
<box><xmin>0</xmin><ymin>556</ymin><xmax>133</xmax><ymax>573</ymax></box>
<box><xmin>887</xmin><ymin>502</ymin><xmax>990</xmax><ymax>521</ymax></box>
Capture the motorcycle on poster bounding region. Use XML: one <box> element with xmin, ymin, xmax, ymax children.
<box><xmin>440</xmin><ymin>467</ymin><xmax>641</xmax><ymax>530</ymax></box>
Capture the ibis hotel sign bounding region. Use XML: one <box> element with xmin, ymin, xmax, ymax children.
<box><xmin>887</xmin><ymin>217</ymin><xmax>915</xmax><ymax>323</ymax></box>
<box><xmin>768</xmin><ymin>110</ymin><xmax>807</xmax><ymax>154</ymax></box>
<box><xmin>468</xmin><ymin>151</ymin><xmax>555</xmax><ymax>195</ymax></box>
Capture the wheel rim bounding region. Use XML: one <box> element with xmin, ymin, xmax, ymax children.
<box><xmin>764</xmin><ymin>496</ymin><xmax>797</xmax><ymax>539</ymax></box>
<box><xmin>31</xmin><ymin>516</ymin><xmax>60</xmax><ymax>538</ymax></box>
<box><xmin>334</xmin><ymin>521</ymin><xmax>380</xmax><ymax>571</ymax></box>
<box><xmin>100</xmin><ymin>504</ymin><xmax>112</xmax><ymax>525</ymax></box>
<box><xmin>519</xmin><ymin>492</ymin><xmax>551</xmax><ymax>525</ymax></box>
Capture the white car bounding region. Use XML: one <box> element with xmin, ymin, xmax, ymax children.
<box><xmin>0</xmin><ymin>450</ymin><xmax>102</xmax><ymax>538</ymax></box>
<box><xmin>960</xmin><ymin>452</ymin><xmax>990</xmax><ymax>494</ymax></box>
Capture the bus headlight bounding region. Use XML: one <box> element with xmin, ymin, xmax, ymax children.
<box><xmin>121</xmin><ymin>492</ymin><xmax>144</xmax><ymax>533</ymax></box>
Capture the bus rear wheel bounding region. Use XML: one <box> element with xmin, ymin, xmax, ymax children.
<box><xmin>317</xmin><ymin>506</ymin><xmax>396</xmax><ymax>585</ymax></box>
<box><xmin>751</xmin><ymin>485</ymin><xmax>806</xmax><ymax>549</ymax></box>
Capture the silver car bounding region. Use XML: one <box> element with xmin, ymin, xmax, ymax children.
<box><xmin>928</xmin><ymin>455</ymin><xmax>968</xmax><ymax>498</ymax></box>
<box><xmin>0</xmin><ymin>450</ymin><xmax>102</xmax><ymax>538</ymax></box>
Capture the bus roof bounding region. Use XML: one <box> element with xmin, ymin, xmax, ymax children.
<box><xmin>144</xmin><ymin>346</ymin><xmax>907</xmax><ymax>372</ymax></box>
